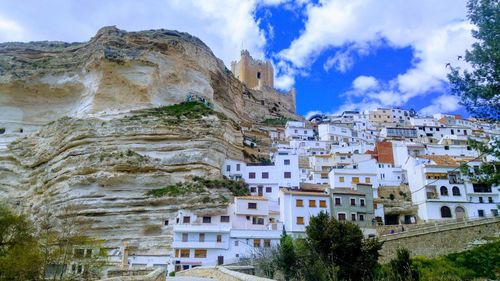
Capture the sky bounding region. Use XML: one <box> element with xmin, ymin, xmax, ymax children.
<box><xmin>0</xmin><ymin>0</ymin><xmax>475</xmax><ymax>118</ymax></box>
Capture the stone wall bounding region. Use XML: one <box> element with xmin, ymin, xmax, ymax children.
<box><xmin>379</xmin><ymin>217</ymin><xmax>500</xmax><ymax>262</ymax></box>
<box><xmin>176</xmin><ymin>266</ymin><xmax>276</xmax><ymax>281</ymax></box>
<box><xmin>100</xmin><ymin>267</ymin><xmax>165</xmax><ymax>281</ymax></box>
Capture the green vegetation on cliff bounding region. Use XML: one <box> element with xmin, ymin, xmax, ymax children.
<box><xmin>262</xmin><ymin>117</ymin><xmax>291</xmax><ymax>126</ymax></box>
<box><xmin>146</xmin><ymin>176</ymin><xmax>249</xmax><ymax>197</ymax></box>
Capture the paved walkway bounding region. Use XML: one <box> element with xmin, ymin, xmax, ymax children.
<box><xmin>167</xmin><ymin>277</ymin><xmax>217</xmax><ymax>281</ymax></box>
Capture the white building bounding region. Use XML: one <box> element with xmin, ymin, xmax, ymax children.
<box><xmin>279</xmin><ymin>186</ymin><xmax>330</xmax><ymax>236</ymax></box>
<box><xmin>318</xmin><ymin>124</ymin><xmax>354</xmax><ymax>143</ymax></box>
<box><xmin>285</xmin><ymin>121</ymin><xmax>315</xmax><ymax>140</ymax></box>
<box><xmin>404</xmin><ymin>155</ymin><xmax>499</xmax><ymax>222</ymax></box>
<box><xmin>171</xmin><ymin>196</ymin><xmax>281</xmax><ymax>271</ymax></box>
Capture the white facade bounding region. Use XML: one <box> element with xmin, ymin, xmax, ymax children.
<box><xmin>279</xmin><ymin>189</ymin><xmax>330</xmax><ymax>235</ymax></box>
<box><xmin>318</xmin><ymin>124</ymin><xmax>353</xmax><ymax>142</ymax></box>
<box><xmin>404</xmin><ymin>156</ymin><xmax>499</xmax><ymax>222</ymax></box>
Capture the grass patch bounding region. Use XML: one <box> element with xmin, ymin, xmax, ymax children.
<box><xmin>262</xmin><ymin>117</ymin><xmax>291</xmax><ymax>126</ymax></box>
<box><xmin>146</xmin><ymin>176</ymin><xmax>249</xmax><ymax>198</ymax></box>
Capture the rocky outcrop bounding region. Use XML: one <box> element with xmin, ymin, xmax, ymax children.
<box><xmin>0</xmin><ymin>26</ymin><xmax>299</xmax><ymax>254</ymax></box>
<box><xmin>0</xmin><ymin>26</ymin><xmax>298</xmax><ymax>128</ymax></box>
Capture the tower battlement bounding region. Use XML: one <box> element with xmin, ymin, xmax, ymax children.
<box><xmin>231</xmin><ymin>50</ymin><xmax>296</xmax><ymax>113</ymax></box>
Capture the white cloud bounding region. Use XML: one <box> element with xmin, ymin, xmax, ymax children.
<box><xmin>323</xmin><ymin>49</ymin><xmax>354</xmax><ymax>72</ymax></box>
<box><xmin>0</xmin><ymin>0</ymin><xmax>286</xmax><ymax>67</ymax></box>
<box><xmin>0</xmin><ymin>15</ymin><xmax>26</xmax><ymax>41</ymax></box>
<box><xmin>352</xmin><ymin>76</ymin><xmax>378</xmax><ymax>91</ymax></box>
<box><xmin>277</xmin><ymin>0</ymin><xmax>474</xmax><ymax>111</ymax></box>
<box><xmin>419</xmin><ymin>95</ymin><xmax>461</xmax><ymax>116</ymax></box>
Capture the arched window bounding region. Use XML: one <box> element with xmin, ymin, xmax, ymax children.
<box><xmin>452</xmin><ymin>186</ymin><xmax>461</xmax><ymax>196</ymax></box>
<box><xmin>440</xmin><ymin>186</ymin><xmax>448</xmax><ymax>196</ymax></box>
<box><xmin>441</xmin><ymin>206</ymin><xmax>452</xmax><ymax>218</ymax></box>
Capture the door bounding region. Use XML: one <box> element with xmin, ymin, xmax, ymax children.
<box><xmin>258</xmin><ymin>186</ymin><xmax>263</xmax><ymax>196</ymax></box>
<box><xmin>217</xmin><ymin>256</ymin><xmax>224</xmax><ymax>265</ymax></box>
<box><xmin>455</xmin><ymin>207</ymin><xmax>466</xmax><ymax>221</ymax></box>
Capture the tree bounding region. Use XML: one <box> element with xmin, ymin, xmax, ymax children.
<box><xmin>448</xmin><ymin>0</ymin><xmax>499</xmax><ymax>120</ymax></box>
<box><xmin>388</xmin><ymin>248</ymin><xmax>419</xmax><ymax>281</ymax></box>
<box><xmin>459</xmin><ymin>138</ymin><xmax>500</xmax><ymax>186</ymax></box>
<box><xmin>305</xmin><ymin>212</ymin><xmax>382</xmax><ymax>281</ymax></box>
<box><xmin>0</xmin><ymin>204</ymin><xmax>43</xmax><ymax>281</ymax></box>
<box><xmin>277</xmin><ymin>233</ymin><xmax>297</xmax><ymax>281</ymax></box>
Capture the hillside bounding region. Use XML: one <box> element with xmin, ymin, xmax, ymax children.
<box><xmin>0</xmin><ymin>26</ymin><xmax>298</xmax><ymax>254</ymax></box>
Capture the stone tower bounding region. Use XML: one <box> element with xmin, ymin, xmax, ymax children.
<box><xmin>231</xmin><ymin>50</ymin><xmax>274</xmax><ymax>90</ymax></box>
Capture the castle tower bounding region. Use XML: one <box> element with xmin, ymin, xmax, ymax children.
<box><xmin>231</xmin><ymin>50</ymin><xmax>274</xmax><ymax>90</ymax></box>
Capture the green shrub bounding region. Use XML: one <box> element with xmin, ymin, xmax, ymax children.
<box><xmin>146</xmin><ymin>177</ymin><xmax>249</xmax><ymax>198</ymax></box>
<box><xmin>262</xmin><ymin>117</ymin><xmax>291</xmax><ymax>126</ymax></box>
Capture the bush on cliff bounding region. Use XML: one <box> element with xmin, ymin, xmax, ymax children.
<box><xmin>146</xmin><ymin>176</ymin><xmax>249</xmax><ymax>198</ymax></box>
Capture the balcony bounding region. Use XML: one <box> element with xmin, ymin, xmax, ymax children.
<box><xmin>172</xmin><ymin>240</ymin><xmax>229</xmax><ymax>249</ymax></box>
<box><xmin>173</xmin><ymin>224</ymin><xmax>231</xmax><ymax>233</ymax></box>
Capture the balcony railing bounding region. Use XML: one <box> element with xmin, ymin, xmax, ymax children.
<box><xmin>172</xmin><ymin>240</ymin><xmax>229</xmax><ymax>249</ymax></box>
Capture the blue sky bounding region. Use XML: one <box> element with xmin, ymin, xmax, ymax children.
<box><xmin>0</xmin><ymin>0</ymin><xmax>475</xmax><ymax>117</ymax></box>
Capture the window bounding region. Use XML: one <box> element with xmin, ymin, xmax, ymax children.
<box><xmin>360</xmin><ymin>199</ymin><xmax>365</xmax><ymax>206</ymax></box>
<box><xmin>309</xmin><ymin>200</ymin><xmax>316</xmax><ymax>207</ymax></box>
<box><xmin>180</xmin><ymin>249</ymin><xmax>190</xmax><ymax>258</ymax></box>
<box><xmin>319</xmin><ymin>200</ymin><xmax>327</xmax><ymax>208</ymax></box>
<box><xmin>284</xmin><ymin>159</ymin><xmax>291</xmax><ymax>165</ymax></box>
<box><xmin>249</xmin><ymin>172</ymin><xmax>256</xmax><ymax>179</ymax></box>
<box><xmin>365</xmin><ymin>177</ymin><xmax>371</xmax><ymax>183</ymax></box>
<box><xmin>440</xmin><ymin>206</ymin><xmax>452</xmax><ymax>218</ymax></box>
<box><xmin>202</xmin><ymin>216</ymin><xmax>211</xmax><ymax>223</ymax></box>
<box><xmin>488</xmin><ymin>197</ymin><xmax>493</xmax><ymax>203</ymax></box>
<box><xmin>252</xmin><ymin>217</ymin><xmax>264</xmax><ymax>225</ymax></box>
<box><xmin>199</xmin><ymin>233</ymin><xmax>205</xmax><ymax>242</ymax></box>
<box><xmin>444</xmin><ymin>145</ymin><xmax>449</xmax><ymax>150</ymax></box>
<box><xmin>74</xmin><ymin>249</ymin><xmax>85</xmax><ymax>258</ymax></box>
<box><xmin>335</xmin><ymin>198</ymin><xmax>341</xmax><ymax>206</ymax></box>
<box><xmin>236</xmin><ymin>164</ymin><xmax>241</xmax><ymax>171</ymax></box>
<box><xmin>339</xmin><ymin>176</ymin><xmax>345</xmax><ymax>183</ymax></box>
<box><xmin>226</xmin><ymin>165</ymin><xmax>231</xmax><ymax>172</ymax></box>
<box><xmin>352</xmin><ymin>177</ymin><xmax>360</xmax><ymax>183</ymax></box>
<box><xmin>284</xmin><ymin>172</ymin><xmax>291</xmax><ymax>178</ymax></box>
<box><xmin>440</xmin><ymin>186</ymin><xmax>449</xmax><ymax>196</ymax></box>
<box><xmin>262</xmin><ymin>172</ymin><xmax>269</xmax><ymax>179</ymax></box>
<box><xmin>234</xmin><ymin>240</ymin><xmax>239</xmax><ymax>246</ymax></box>
<box><xmin>182</xmin><ymin>233</ymin><xmax>188</xmax><ymax>242</ymax></box>
<box><xmin>304</xmin><ymin>130</ymin><xmax>307</xmax><ymax>134</ymax></box>
<box><xmin>359</xmin><ymin>214</ymin><xmax>365</xmax><ymax>221</ymax></box>
<box><xmin>220</xmin><ymin>216</ymin><xmax>230</xmax><ymax>223</ymax></box>
<box><xmin>216</xmin><ymin>235</ymin><xmax>222</xmax><ymax>243</ymax></box>
<box><xmin>164</xmin><ymin>220</ymin><xmax>169</xmax><ymax>226</ymax></box>
<box><xmin>248</xmin><ymin>202</ymin><xmax>257</xmax><ymax>209</ymax></box>
<box><xmin>253</xmin><ymin>239</ymin><xmax>261</xmax><ymax>247</ymax></box>
<box><xmin>296</xmin><ymin>216</ymin><xmax>304</xmax><ymax>225</ymax></box>
<box><xmin>264</xmin><ymin>239</ymin><xmax>271</xmax><ymax>248</ymax></box>
<box><xmin>266</xmin><ymin>187</ymin><xmax>272</xmax><ymax>193</ymax></box>
<box><xmin>183</xmin><ymin>216</ymin><xmax>190</xmax><ymax>223</ymax></box>
<box><xmin>350</xmin><ymin>198</ymin><xmax>356</xmax><ymax>206</ymax></box>
<box><xmin>338</xmin><ymin>213</ymin><xmax>346</xmax><ymax>221</ymax></box>
<box><xmin>257</xmin><ymin>72</ymin><xmax>261</xmax><ymax>79</ymax></box>
<box><xmin>85</xmin><ymin>249</ymin><xmax>92</xmax><ymax>258</ymax></box>
<box><xmin>194</xmin><ymin>249</ymin><xmax>207</xmax><ymax>258</ymax></box>
<box><xmin>296</xmin><ymin>199</ymin><xmax>304</xmax><ymax>207</ymax></box>
<box><xmin>351</xmin><ymin>214</ymin><xmax>356</xmax><ymax>221</ymax></box>
<box><xmin>250</xmin><ymin>187</ymin><xmax>256</xmax><ymax>192</ymax></box>
<box><xmin>479</xmin><ymin>197</ymin><xmax>484</xmax><ymax>203</ymax></box>
<box><xmin>452</xmin><ymin>186</ymin><xmax>461</xmax><ymax>196</ymax></box>
<box><xmin>492</xmin><ymin>209</ymin><xmax>499</xmax><ymax>217</ymax></box>
<box><xmin>478</xmin><ymin>210</ymin><xmax>485</xmax><ymax>217</ymax></box>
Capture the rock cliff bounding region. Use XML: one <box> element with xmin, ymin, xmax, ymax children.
<box><xmin>0</xmin><ymin>26</ymin><xmax>298</xmax><ymax>254</ymax></box>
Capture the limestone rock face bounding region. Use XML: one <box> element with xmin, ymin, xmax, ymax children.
<box><xmin>0</xmin><ymin>26</ymin><xmax>298</xmax><ymax>253</ymax></box>
<box><xmin>0</xmin><ymin>26</ymin><xmax>297</xmax><ymax>126</ymax></box>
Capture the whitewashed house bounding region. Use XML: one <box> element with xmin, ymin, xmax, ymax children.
<box><xmin>403</xmin><ymin>155</ymin><xmax>499</xmax><ymax>222</ymax></box>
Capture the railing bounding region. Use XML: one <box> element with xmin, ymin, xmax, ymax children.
<box><xmin>380</xmin><ymin>216</ymin><xmax>500</xmax><ymax>240</ymax></box>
